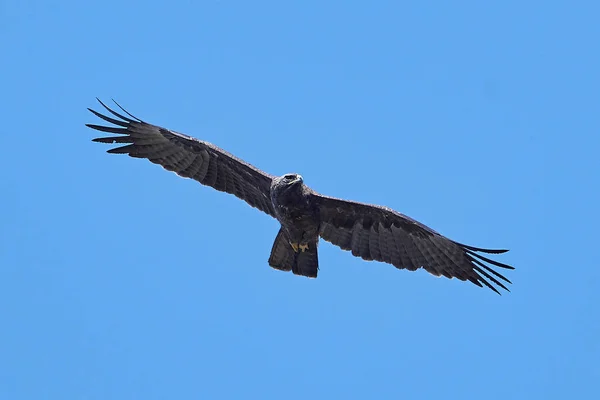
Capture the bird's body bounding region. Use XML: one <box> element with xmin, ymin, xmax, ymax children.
<box><xmin>86</xmin><ymin>99</ymin><xmax>515</xmax><ymax>294</ymax></box>
<box><xmin>271</xmin><ymin>174</ymin><xmax>318</xmax><ymax>247</ymax></box>
<box><xmin>269</xmin><ymin>174</ymin><xmax>321</xmax><ymax>277</ymax></box>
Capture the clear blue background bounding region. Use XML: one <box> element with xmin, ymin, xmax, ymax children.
<box><xmin>2</xmin><ymin>1</ymin><xmax>598</xmax><ymax>398</ymax></box>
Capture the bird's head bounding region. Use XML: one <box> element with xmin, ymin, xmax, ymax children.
<box><xmin>282</xmin><ymin>173</ymin><xmax>303</xmax><ymax>185</ymax></box>
<box><xmin>271</xmin><ymin>173</ymin><xmax>304</xmax><ymax>195</ymax></box>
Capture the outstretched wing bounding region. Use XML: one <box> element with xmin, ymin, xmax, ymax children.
<box><xmin>315</xmin><ymin>194</ymin><xmax>514</xmax><ymax>294</ymax></box>
<box><xmin>86</xmin><ymin>99</ymin><xmax>276</xmax><ymax>217</ymax></box>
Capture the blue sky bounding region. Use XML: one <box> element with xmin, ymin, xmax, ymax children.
<box><xmin>1</xmin><ymin>0</ymin><xmax>599</xmax><ymax>398</ymax></box>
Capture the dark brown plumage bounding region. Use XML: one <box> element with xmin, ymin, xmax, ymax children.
<box><xmin>87</xmin><ymin>100</ymin><xmax>276</xmax><ymax>216</ymax></box>
<box><xmin>86</xmin><ymin>99</ymin><xmax>514</xmax><ymax>294</ymax></box>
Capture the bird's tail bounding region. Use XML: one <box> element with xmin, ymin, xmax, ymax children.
<box><xmin>268</xmin><ymin>228</ymin><xmax>319</xmax><ymax>278</ymax></box>
<box><xmin>268</xmin><ymin>228</ymin><xmax>294</xmax><ymax>272</ymax></box>
<box><xmin>293</xmin><ymin>241</ymin><xmax>319</xmax><ymax>278</ymax></box>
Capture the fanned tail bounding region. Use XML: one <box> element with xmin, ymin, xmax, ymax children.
<box><xmin>268</xmin><ymin>228</ymin><xmax>319</xmax><ymax>278</ymax></box>
<box><xmin>268</xmin><ymin>228</ymin><xmax>294</xmax><ymax>272</ymax></box>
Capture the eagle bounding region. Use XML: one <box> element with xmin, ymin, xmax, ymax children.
<box><xmin>86</xmin><ymin>99</ymin><xmax>514</xmax><ymax>294</ymax></box>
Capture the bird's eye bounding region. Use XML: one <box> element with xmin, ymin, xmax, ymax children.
<box><xmin>284</xmin><ymin>174</ymin><xmax>296</xmax><ymax>180</ymax></box>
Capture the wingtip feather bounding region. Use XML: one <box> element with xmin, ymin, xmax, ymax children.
<box><xmin>454</xmin><ymin>241</ymin><xmax>510</xmax><ymax>254</ymax></box>
<box><xmin>112</xmin><ymin>98</ymin><xmax>143</xmax><ymax>122</ymax></box>
<box><xmin>106</xmin><ymin>144</ymin><xmax>135</xmax><ymax>154</ymax></box>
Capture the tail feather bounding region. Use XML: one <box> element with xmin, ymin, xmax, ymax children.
<box><xmin>268</xmin><ymin>228</ymin><xmax>319</xmax><ymax>278</ymax></box>
<box><xmin>268</xmin><ymin>228</ymin><xmax>294</xmax><ymax>272</ymax></box>
<box><xmin>293</xmin><ymin>244</ymin><xmax>318</xmax><ymax>278</ymax></box>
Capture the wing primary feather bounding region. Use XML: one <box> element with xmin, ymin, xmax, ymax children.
<box><xmin>454</xmin><ymin>241</ymin><xmax>509</xmax><ymax>254</ymax></box>
<box><xmin>466</xmin><ymin>254</ymin><xmax>512</xmax><ymax>284</ymax></box>
<box><xmin>85</xmin><ymin>124</ymin><xmax>128</xmax><ymax>134</ymax></box>
<box><xmin>476</xmin><ymin>274</ymin><xmax>501</xmax><ymax>295</ymax></box>
<box><xmin>464</xmin><ymin>248</ymin><xmax>514</xmax><ymax>270</ymax></box>
<box><xmin>93</xmin><ymin>136</ymin><xmax>134</xmax><ymax>144</ymax></box>
<box><xmin>87</xmin><ymin>108</ymin><xmax>129</xmax><ymax>127</ymax></box>
<box><xmin>111</xmin><ymin>98</ymin><xmax>143</xmax><ymax>122</ymax></box>
<box><xmin>95</xmin><ymin>98</ymin><xmax>137</xmax><ymax>123</ymax></box>
<box><xmin>107</xmin><ymin>144</ymin><xmax>136</xmax><ymax>154</ymax></box>
<box><xmin>473</xmin><ymin>266</ymin><xmax>509</xmax><ymax>293</ymax></box>
<box><xmin>467</xmin><ymin>276</ymin><xmax>483</xmax><ymax>287</ymax></box>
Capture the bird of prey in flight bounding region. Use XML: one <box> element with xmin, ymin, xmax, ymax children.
<box><xmin>86</xmin><ymin>99</ymin><xmax>514</xmax><ymax>294</ymax></box>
